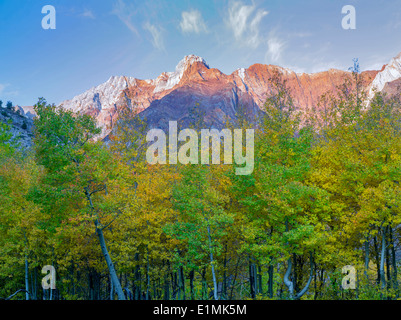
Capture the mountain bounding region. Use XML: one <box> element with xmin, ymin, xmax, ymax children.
<box><xmin>0</xmin><ymin>105</ymin><xmax>34</xmax><ymax>149</ymax></box>
<box><xmin>368</xmin><ymin>52</ymin><xmax>401</xmax><ymax>99</ymax></box>
<box><xmin>60</xmin><ymin>53</ymin><xmax>401</xmax><ymax>137</ymax></box>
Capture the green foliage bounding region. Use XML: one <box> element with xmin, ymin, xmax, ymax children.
<box><xmin>2</xmin><ymin>68</ymin><xmax>401</xmax><ymax>300</ymax></box>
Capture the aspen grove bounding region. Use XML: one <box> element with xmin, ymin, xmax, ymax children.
<box><xmin>1</xmin><ymin>69</ymin><xmax>401</xmax><ymax>301</ymax></box>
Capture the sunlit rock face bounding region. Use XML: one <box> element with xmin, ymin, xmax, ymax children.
<box><xmin>59</xmin><ymin>53</ymin><xmax>401</xmax><ymax>138</ymax></box>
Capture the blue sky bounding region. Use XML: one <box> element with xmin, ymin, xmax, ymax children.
<box><xmin>1</xmin><ymin>0</ymin><xmax>401</xmax><ymax>106</ymax></box>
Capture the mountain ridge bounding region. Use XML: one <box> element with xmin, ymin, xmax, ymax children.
<box><xmin>57</xmin><ymin>53</ymin><xmax>401</xmax><ymax>137</ymax></box>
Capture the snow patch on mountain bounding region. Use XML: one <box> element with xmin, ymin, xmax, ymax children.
<box><xmin>237</xmin><ymin>68</ymin><xmax>246</xmax><ymax>82</ymax></box>
<box><xmin>277</xmin><ymin>66</ymin><xmax>295</xmax><ymax>75</ymax></box>
<box><xmin>235</xmin><ymin>68</ymin><xmax>249</xmax><ymax>91</ymax></box>
<box><xmin>368</xmin><ymin>52</ymin><xmax>401</xmax><ymax>99</ymax></box>
<box><xmin>153</xmin><ymin>55</ymin><xmax>209</xmax><ymax>93</ymax></box>
<box><xmin>61</xmin><ymin>76</ymin><xmax>137</xmax><ymax>112</ymax></box>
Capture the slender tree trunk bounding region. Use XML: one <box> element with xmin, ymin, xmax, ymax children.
<box><xmin>253</xmin><ymin>263</ymin><xmax>258</xmax><ymax>295</ymax></box>
<box><xmin>171</xmin><ymin>272</ymin><xmax>178</xmax><ymax>300</ymax></box>
<box><xmin>164</xmin><ymin>261</ymin><xmax>170</xmax><ymax>300</ymax></box>
<box><xmin>249</xmin><ymin>258</ymin><xmax>255</xmax><ymax>299</ymax></box>
<box><xmin>389</xmin><ymin>226</ymin><xmax>398</xmax><ymax>293</ymax></box>
<box><xmin>88</xmin><ymin>269</ymin><xmax>93</xmax><ymax>300</ymax></box>
<box><xmin>146</xmin><ymin>249</ymin><xmax>150</xmax><ymax>300</ymax></box>
<box><xmin>85</xmin><ymin>189</ymin><xmax>125</xmax><ymax>300</ymax></box>
<box><xmin>25</xmin><ymin>257</ymin><xmax>29</xmax><ymax>300</ymax></box>
<box><xmin>386</xmin><ymin>235</ymin><xmax>391</xmax><ymax>290</ymax></box>
<box><xmin>189</xmin><ymin>269</ymin><xmax>195</xmax><ymax>300</ymax></box>
<box><xmin>230</xmin><ymin>255</ymin><xmax>241</xmax><ymax>300</ymax></box>
<box><xmin>134</xmin><ymin>253</ymin><xmax>141</xmax><ymax>300</ymax></box>
<box><xmin>294</xmin><ymin>252</ymin><xmax>314</xmax><ymax>300</ymax></box>
<box><xmin>314</xmin><ymin>265</ymin><xmax>318</xmax><ymax>300</ymax></box>
<box><xmin>223</xmin><ymin>244</ymin><xmax>227</xmax><ymax>300</ymax></box>
<box><xmin>23</xmin><ymin>231</ymin><xmax>30</xmax><ymax>301</ymax></box>
<box><xmin>201</xmin><ymin>267</ymin><xmax>207</xmax><ymax>300</ymax></box>
<box><xmin>94</xmin><ymin>221</ymin><xmax>125</xmax><ymax>300</ymax></box>
<box><xmin>153</xmin><ymin>277</ymin><xmax>157</xmax><ymax>300</ymax></box>
<box><xmin>258</xmin><ymin>264</ymin><xmax>262</xmax><ymax>296</ymax></box>
<box><xmin>374</xmin><ymin>236</ymin><xmax>380</xmax><ymax>284</ymax></box>
<box><xmin>356</xmin><ymin>270</ymin><xmax>359</xmax><ymax>299</ymax></box>
<box><xmin>177</xmin><ymin>271</ymin><xmax>181</xmax><ymax>300</ymax></box>
<box><xmin>283</xmin><ymin>221</ymin><xmax>294</xmax><ymax>299</ymax></box>
<box><xmin>284</xmin><ymin>252</ymin><xmax>314</xmax><ymax>300</ymax></box>
<box><xmin>34</xmin><ymin>266</ymin><xmax>37</xmax><ymax>300</ymax></box>
<box><xmin>283</xmin><ymin>257</ymin><xmax>294</xmax><ymax>299</ymax></box>
<box><xmin>319</xmin><ymin>269</ymin><xmax>324</xmax><ymax>296</ymax></box>
<box><xmin>30</xmin><ymin>269</ymin><xmax>35</xmax><ymax>300</ymax></box>
<box><xmin>364</xmin><ymin>237</ymin><xmax>369</xmax><ymax>279</ymax></box>
<box><xmin>179</xmin><ymin>265</ymin><xmax>185</xmax><ymax>300</ymax></box>
<box><xmin>206</xmin><ymin>221</ymin><xmax>218</xmax><ymax>300</ymax></box>
<box><xmin>268</xmin><ymin>262</ymin><xmax>274</xmax><ymax>298</ymax></box>
<box><xmin>380</xmin><ymin>227</ymin><xmax>386</xmax><ymax>291</ymax></box>
<box><xmin>293</xmin><ymin>253</ymin><xmax>298</xmax><ymax>293</ymax></box>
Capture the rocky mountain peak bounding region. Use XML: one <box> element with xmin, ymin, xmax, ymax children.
<box><xmin>178</xmin><ymin>54</ymin><xmax>209</xmax><ymax>70</ymax></box>
<box><xmin>368</xmin><ymin>52</ymin><xmax>401</xmax><ymax>99</ymax></box>
<box><xmin>153</xmin><ymin>55</ymin><xmax>209</xmax><ymax>93</ymax></box>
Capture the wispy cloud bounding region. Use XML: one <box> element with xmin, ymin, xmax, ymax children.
<box><xmin>112</xmin><ymin>0</ymin><xmax>139</xmax><ymax>36</ymax></box>
<box><xmin>362</xmin><ymin>54</ymin><xmax>390</xmax><ymax>71</ymax></box>
<box><xmin>144</xmin><ymin>22</ymin><xmax>165</xmax><ymax>50</ymax></box>
<box><xmin>80</xmin><ymin>9</ymin><xmax>95</xmax><ymax>19</ymax></box>
<box><xmin>180</xmin><ymin>9</ymin><xmax>208</xmax><ymax>34</ymax></box>
<box><xmin>0</xmin><ymin>83</ymin><xmax>18</xmax><ymax>98</ymax></box>
<box><xmin>266</xmin><ymin>36</ymin><xmax>285</xmax><ymax>64</ymax></box>
<box><xmin>310</xmin><ymin>61</ymin><xmax>343</xmax><ymax>73</ymax></box>
<box><xmin>226</xmin><ymin>1</ymin><xmax>268</xmax><ymax>48</ymax></box>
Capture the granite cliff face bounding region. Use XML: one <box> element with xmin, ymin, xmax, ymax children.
<box><xmin>59</xmin><ymin>54</ymin><xmax>401</xmax><ymax>137</ymax></box>
<box><xmin>368</xmin><ymin>52</ymin><xmax>401</xmax><ymax>99</ymax></box>
<box><xmin>0</xmin><ymin>105</ymin><xmax>34</xmax><ymax>149</ymax></box>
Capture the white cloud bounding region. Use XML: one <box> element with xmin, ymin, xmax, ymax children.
<box><xmin>227</xmin><ymin>1</ymin><xmax>268</xmax><ymax>48</ymax></box>
<box><xmin>309</xmin><ymin>61</ymin><xmax>343</xmax><ymax>73</ymax></box>
<box><xmin>180</xmin><ymin>9</ymin><xmax>208</xmax><ymax>34</ymax></box>
<box><xmin>112</xmin><ymin>0</ymin><xmax>139</xmax><ymax>36</ymax></box>
<box><xmin>0</xmin><ymin>84</ymin><xmax>18</xmax><ymax>98</ymax></box>
<box><xmin>144</xmin><ymin>22</ymin><xmax>165</xmax><ymax>50</ymax></box>
<box><xmin>81</xmin><ymin>9</ymin><xmax>95</xmax><ymax>19</ymax></box>
<box><xmin>266</xmin><ymin>37</ymin><xmax>285</xmax><ymax>63</ymax></box>
<box><xmin>364</xmin><ymin>62</ymin><xmax>385</xmax><ymax>71</ymax></box>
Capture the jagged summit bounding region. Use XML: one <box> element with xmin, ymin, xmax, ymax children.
<box><xmin>177</xmin><ymin>54</ymin><xmax>209</xmax><ymax>69</ymax></box>
<box><xmin>61</xmin><ymin>55</ymin><xmax>211</xmax><ymax>114</ymax></box>
<box><xmin>57</xmin><ymin>52</ymin><xmax>401</xmax><ymax>139</ymax></box>
<box><xmin>368</xmin><ymin>52</ymin><xmax>401</xmax><ymax>99</ymax></box>
<box><xmin>62</xmin><ymin>76</ymin><xmax>136</xmax><ymax>112</ymax></box>
<box><xmin>153</xmin><ymin>55</ymin><xmax>209</xmax><ymax>93</ymax></box>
